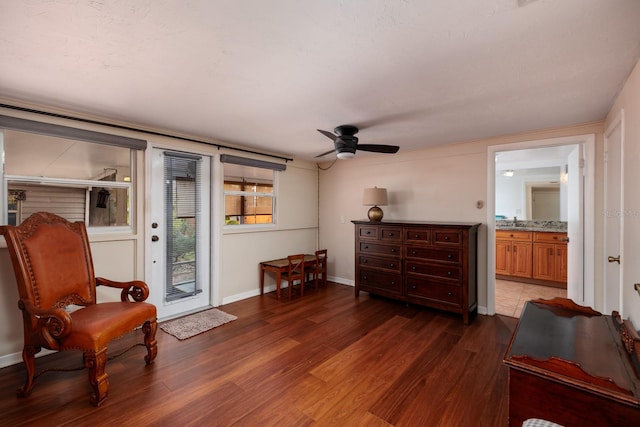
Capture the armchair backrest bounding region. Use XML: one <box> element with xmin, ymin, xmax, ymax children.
<box><xmin>1</xmin><ymin>212</ymin><xmax>97</xmax><ymax>309</ymax></box>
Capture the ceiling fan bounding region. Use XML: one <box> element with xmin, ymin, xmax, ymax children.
<box><xmin>316</xmin><ymin>125</ymin><xmax>400</xmax><ymax>159</ymax></box>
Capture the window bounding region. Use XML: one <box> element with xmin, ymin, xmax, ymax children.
<box><xmin>7</xmin><ymin>190</ymin><xmax>24</xmax><ymax>226</ymax></box>
<box><xmin>223</xmin><ymin>163</ymin><xmax>275</xmax><ymax>225</ymax></box>
<box><xmin>1</xmin><ymin>128</ymin><xmax>134</xmax><ymax>229</ymax></box>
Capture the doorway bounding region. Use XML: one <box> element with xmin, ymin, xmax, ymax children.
<box><xmin>487</xmin><ymin>135</ymin><xmax>595</xmax><ymax>315</ymax></box>
<box><xmin>529</xmin><ymin>184</ymin><xmax>560</xmax><ymax>220</ymax></box>
<box><xmin>149</xmin><ymin>148</ymin><xmax>212</xmax><ymax>319</ymax></box>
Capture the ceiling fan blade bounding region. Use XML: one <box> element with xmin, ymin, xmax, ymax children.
<box><xmin>317</xmin><ymin>129</ymin><xmax>337</xmax><ymax>141</ymax></box>
<box><xmin>356</xmin><ymin>144</ymin><xmax>400</xmax><ymax>154</ymax></box>
<box><xmin>315</xmin><ymin>148</ymin><xmax>337</xmax><ymax>158</ymax></box>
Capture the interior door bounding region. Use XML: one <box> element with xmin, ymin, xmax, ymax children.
<box><xmin>604</xmin><ymin>117</ymin><xmax>623</xmax><ymax>314</ymax></box>
<box><xmin>149</xmin><ymin>148</ymin><xmax>211</xmax><ymax>319</ymax></box>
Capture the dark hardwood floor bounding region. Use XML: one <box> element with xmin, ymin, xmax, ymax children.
<box><xmin>0</xmin><ymin>283</ymin><xmax>518</xmax><ymax>426</ymax></box>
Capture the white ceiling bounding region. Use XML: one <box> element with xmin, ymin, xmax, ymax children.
<box><xmin>1</xmin><ymin>0</ymin><xmax>639</xmax><ymax>162</ymax></box>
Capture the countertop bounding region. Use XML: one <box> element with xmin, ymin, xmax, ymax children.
<box><xmin>496</xmin><ymin>226</ymin><xmax>567</xmax><ymax>232</ymax></box>
<box><xmin>495</xmin><ymin>220</ymin><xmax>567</xmax><ymax>233</ymax></box>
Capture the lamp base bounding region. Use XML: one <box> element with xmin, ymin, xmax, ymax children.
<box><xmin>367</xmin><ymin>206</ymin><xmax>384</xmax><ymax>222</ymax></box>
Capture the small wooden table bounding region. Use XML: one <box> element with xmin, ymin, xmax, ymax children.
<box><xmin>260</xmin><ymin>254</ymin><xmax>316</xmax><ymax>300</ymax></box>
<box><xmin>503</xmin><ymin>297</ymin><xmax>640</xmax><ymax>426</ymax></box>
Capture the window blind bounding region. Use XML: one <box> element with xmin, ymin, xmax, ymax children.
<box><xmin>163</xmin><ymin>152</ymin><xmax>202</xmax><ymax>301</ymax></box>
<box><xmin>0</xmin><ymin>115</ymin><xmax>147</xmax><ymax>150</ymax></box>
<box><xmin>220</xmin><ymin>154</ymin><xmax>286</xmax><ymax>171</ymax></box>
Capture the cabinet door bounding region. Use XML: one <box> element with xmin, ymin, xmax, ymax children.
<box><xmin>511</xmin><ymin>242</ymin><xmax>533</xmax><ymax>278</ymax></box>
<box><xmin>555</xmin><ymin>244</ymin><xmax>568</xmax><ymax>282</ymax></box>
<box><xmin>496</xmin><ymin>240</ymin><xmax>512</xmax><ymax>275</ymax></box>
<box><xmin>533</xmin><ymin>243</ymin><xmax>555</xmax><ymax>281</ymax></box>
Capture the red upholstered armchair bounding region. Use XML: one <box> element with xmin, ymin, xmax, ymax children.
<box><xmin>0</xmin><ymin>212</ymin><xmax>158</xmax><ymax>406</ymax></box>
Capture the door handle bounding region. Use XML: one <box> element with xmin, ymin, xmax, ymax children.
<box><xmin>608</xmin><ymin>255</ymin><xmax>620</xmax><ymax>264</ymax></box>
<box><xmin>152</xmin><ymin>235</ymin><xmax>159</xmax><ymax>242</ymax></box>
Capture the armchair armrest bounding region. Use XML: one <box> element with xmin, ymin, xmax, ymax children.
<box><xmin>96</xmin><ymin>277</ymin><xmax>150</xmax><ymax>302</ymax></box>
<box><xmin>18</xmin><ymin>299</ymin><xmax>72</xmax><ymax>348</ymax></box>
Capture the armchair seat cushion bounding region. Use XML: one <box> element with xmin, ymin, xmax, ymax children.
<box><xmin>62</xmin><ymin>302</ymin><xmax>157</xmax><ymax>352</ymax></box>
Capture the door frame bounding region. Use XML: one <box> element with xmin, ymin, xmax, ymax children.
<box><xmin>486</xmin><ymin>134</ymin><xmax>595</xmax><ymax>314</ymax></box>
<box><xmin>145</xmin><ymin>145</ymin><xmax>216</xmax><ymax>320</ymax></box>
<box><xmin>603</xmin><ymin>110</ymin><xmax>624</xmax><ymax>315</ymax></box>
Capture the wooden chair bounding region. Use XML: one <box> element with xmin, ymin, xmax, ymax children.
<box><xmin>281</xmin><ymin>254</ymin><xmax>306</xmax><ymax>298</ymax></box>
<box><xmin>0</xmin><ymin>212</ymin><xmax>158</xmax><ymax>406</ymax></box>
<box><xmin>307</xmin><ymin>249</ymin><xmax>328</xmax><ymax>289</ymax></box>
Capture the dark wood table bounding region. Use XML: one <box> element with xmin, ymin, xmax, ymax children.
<box><xmin>503</xmin><ymin>297</ymin><xmax>640</xmax><ymax>426</ymax></box>
<box><xmin>260</xmin><ymin>254</ymin><xmax>316</xmax><ymax>300</ymax></box>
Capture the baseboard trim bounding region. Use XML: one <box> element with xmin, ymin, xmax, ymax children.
<box><xmin>0</xmin><ymin>348</ymin><xmax>56</xmax><ymax>369</ymax></box>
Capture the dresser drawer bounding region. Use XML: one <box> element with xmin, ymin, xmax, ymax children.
<box><xmin>359</xmin><ymin>226</ymin><xmax>379</xmax><ymax>240</ymax></box>
<box><xmin>404</xmin><ymin>228</ymin><xmax>431</xmax><ymax>244</ymax></box>
<box><xmin>405</xmin><ymin>246</ymin><xmax>460</xmax><ymax>263</ymax></box>
<box><xmin>359</xmin><ymin>255</ymin><xmax>401</xmax><ymax>272</ymax></box>
<box><xmin>380</xmin><ymin>227</ymin><xmax>402</xmax><ymax>241</ymax></box>
<box><xmin>359</xmin><ymin>269</ymin><xmax>403</xmax><ymax>294</ymax></box>
<box><xmin>433</xmin><ymin>229</ymin><xmax>462</xmax><ymax>245</ymax></box>
<box><xmin>360</xmin><ymin>242</ymin><xmax>401</xmax><ymax>256</ymax></box>
<box><xmin>406</xmin><ymin>277</ymin><xmax>461</xmax><ymax>306</ymax></box>
<box><xmin>406</xmin><ymin>261</ymin><xmax>461</xmax><ymax>280</ymax></box>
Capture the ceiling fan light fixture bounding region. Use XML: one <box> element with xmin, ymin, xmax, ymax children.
<box><xmin>337</xmin><ymin>151</ymin><xmax>355</xmax><ymax>159</ymax></box>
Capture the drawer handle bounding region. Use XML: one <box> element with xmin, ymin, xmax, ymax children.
<box><xmin>444</xmin><ymin>236</ymin><xmax>449</xmax><ymax>241</ymax></box>
<box><xmin>391</xmin><ymin>249</ymin><xmax>396</xmax><ymax>253</ymax></box>
<box><xmin>363</xmin><ymin>275</ymin><xmax>367</xmax><ymax>280</ymax></box>
<box><xmin>412</xmin><ymin>266</ymin><xmax>416</xmax><ymax>271</ymax></box>
<box><xmin>388</xmin><ymin>232</ymin><xmax>394</xmax><ymax>236</ymax></box>
<box><xmin>447</xmin><ymin>254</ymin><xmax>452</xmax><ymax>259</ymax></box>
<box><xmin>365</xmin><ymin>245</ymin><xmax>369</xmax><ymax>249</ymax></box>
<box><xmin>391</xmin><ymin>281</ymin><xmax>395</xmax><ymax>286</ymax></box>
<box><xmin>366</xmin><ymin>231</ymin><xmax>371</xmax><ymax>235</ymax></box>
<box><xmin>448</xmin><ymin>292</ymin><xmax>453</xmax><ymax>297</ymax></box>
<box><xmin>363</xmin><ymin>259</ymin><xmax>368</xmax><ymax>263</ymax></box>
<box><xmin>412</xmin><ymin>251</ymin><xmax>417</xmax><ymax>255</ymax></box>
<box><xmin>390</xmin><ymin>263</ymin><xmax>395</xmax><ymax>268</ymax></box>
<box><xmin>447</xmin><ymin>271</ymin><xmax>452</xmax><ymax>276</ymax></box>
<box><xmin>415</xmin><ymin>234</ymin><xmax>420</xmax><ymax>238</ymax></box>
<box><xmin>412</xmin><ymin>285</ymin><xmax>416</xmax><ymax>289</ymax></box>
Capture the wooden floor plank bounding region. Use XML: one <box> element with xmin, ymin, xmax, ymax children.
<box><xmin>0</xmin><ymin>282</ymin><xmax>518</xmax><ymax>426</ymax></box>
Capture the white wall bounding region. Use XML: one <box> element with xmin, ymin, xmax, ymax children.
<box><xmin>221</xmin><ymin>160</ymin><xmax>318</xmax><ymax>303</ymax></box>
<box><xmin>319</xmin><ymin>121</ymin><xmax>605</xmax><ymax>313</ymax></box>
<box><xmin>606</xmin><ymin>58</ymin><xmax>640</xmax><ymax>325</ymax></box>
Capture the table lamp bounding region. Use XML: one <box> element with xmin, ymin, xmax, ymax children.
<box><xmin>363</xmin><ymin>187</ymin><xmax>388</xmax><ymax>222</ymax></box>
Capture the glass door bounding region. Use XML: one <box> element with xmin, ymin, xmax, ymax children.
<box><xmin>149</xmin><ymin>148</ymin><xmax>211</xmax><ymax>318</ymax></box>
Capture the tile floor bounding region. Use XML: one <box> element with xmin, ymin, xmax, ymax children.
<box><xmin>495</xmin><ymin>278</ymin><xmax>566</xmax><ymax>318</ymax></box>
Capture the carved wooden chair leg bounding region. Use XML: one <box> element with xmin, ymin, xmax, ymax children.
<box><xmin>16</xmin><ymin>345</ymin><xmax>39</xmax><ymax>397</ymax></box>
<box><xmin>143</xmin><ymin>320</ymin><xmax>158</xmax><ymax>364</ymax></box>
<box><xmin>84</xmin><ymin>349</ymin><xmax>109</xmax><ymax>406</ymax></box>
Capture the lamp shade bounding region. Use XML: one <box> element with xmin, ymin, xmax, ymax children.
<box><xmin>363</xmin><ymin>187</ymin><xmax>388</xmax><ymax>206</ymax></box>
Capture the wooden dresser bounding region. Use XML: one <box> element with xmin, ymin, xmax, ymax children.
<box><xmin>504</xmin><ymin>298</ymin><xmax>640</xmax><ymax>426</ymax></box>
<box><xmin>352</xmin><ymin>220</ymin><xmax>480</xmax><ymax>324</ymax></box>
